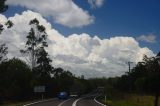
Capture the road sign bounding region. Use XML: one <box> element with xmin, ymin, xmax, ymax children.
<box><xmin>34</xmin><ymin>86</ymin><xmax>45</xmax><ymax>93</ymax></box>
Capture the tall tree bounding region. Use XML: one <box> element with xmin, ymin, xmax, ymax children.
<box><xmin>130</xmin><ymin>53</ymin><xmax>160</xmax><ymax>106</ymax></box>
<box><xmin>34</xmin><ymin>47</ymin><xmax>53</xmax><ymax>80</ymax></box>
<box><xmin>0</xmin><ymin>0</ymin><xmax>8</xmax><ymax>33</ymax></box>
<box><xmin>0</xmin><ymin>20</ymin><xmax>13</xmax><ymax>64</ymax></box>
<box><xmin>149</xmin><ymin>53</ymin><xmax>160</xmax><ymax>106</ymax></box>
<box><xmin>0</xmin><ymin>0</ymin><xmax>13</xmax><ymax>61</ymax></box>
<box><xmin>20</xmin><ymin>18</ymin><xmax>48</xmax><ymax>70</ymax></box>
<box><xmin>0</xmin><ymin>2</ymin><xmax>13</xmax><ymax>61</ymax></box>
<box><xmin>0</xmin><ymin>44</ymin><xmax>8</xmax><ymax>63</ymax></box>
<box><xmin>0</xmin><ymin>0</ymin><xmax>8</xmax><ymax>13</ymax></box>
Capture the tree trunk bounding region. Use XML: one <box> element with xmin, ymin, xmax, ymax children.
<box><xmin>154</xmin><ymin>92</ymin><xmax>159</xmax><ymax>106</ymax></box>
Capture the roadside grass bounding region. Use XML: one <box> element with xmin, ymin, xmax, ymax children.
<box><xmin>103</xmin><ymin>94</ymin><xmax>160</xmax><ymax>106</ymax></box>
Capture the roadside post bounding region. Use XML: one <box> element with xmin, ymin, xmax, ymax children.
<box><xmin>105</xmin><ymin>95</ymin><xmax>106</xmax><ymax>103</ymax></box>
<box><xmin>34</xmin><ymin>86</ymin><xmax>45</xmax><ymax>101</ymax></box>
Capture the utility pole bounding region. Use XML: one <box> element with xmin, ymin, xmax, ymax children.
<box><xmin>127</xmin><ymin>61</ymin><xmax>133</xmax><ymax>72</ymax></box>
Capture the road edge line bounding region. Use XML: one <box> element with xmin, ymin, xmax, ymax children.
<box><xmin>94</xmin><ymin>96</ymin><xmax>106</xmax><ymax>106</ymax></box>
<box><xmin>23</xmin><ymin>98</ymin><xmax>56</xmax><ymax>106</ymax></box>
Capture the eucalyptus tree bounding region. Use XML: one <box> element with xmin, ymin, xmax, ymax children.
<box><xmin>20</xmin><ymin>18</ymin><xmax>48</xmax><ymax>70</ymax></box>
<box><xmin>0</xmin><ymin>0</ymin><xmax>13</xmax><ymax>60</ymax></box>
<box><xmin>0</xmin><ymin>44</ymin><xmax>8</xmax><ymax>63</ymax></box>
<box><xmin>21</xmin><ymin>18</ymin><xmax>53</xmax><ymax>82</ymax></box>
<box><xmin>0</xmin><ymin>0</ymin><xmax>8</xmax><ymax>13</ymax></box>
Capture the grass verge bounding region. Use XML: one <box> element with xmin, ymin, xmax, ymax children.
<box><xmin>101</xmin><ymin>94</ymin><xmax>160</xmax><ymax>106</ymax></box>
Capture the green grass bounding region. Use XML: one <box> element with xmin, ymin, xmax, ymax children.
<box><xmin>103</xmin><ymin>94</ymin><xmax>160</xmax><ymax>106</ymax></box>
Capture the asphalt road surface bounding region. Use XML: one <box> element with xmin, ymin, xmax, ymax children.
<box><xmin>28</xmin><ymin>95</ymin><xmax>104</xmax><ymax>106</ymax></box>
<box><xmin>76</xmin><ymin>96</ymin><xmax>104</xmax><ymax>106</ymax></box>
<box><xmin>30</xmin><ymin>98</ymin><xmax>64</xmax><ymax>106</ymax></box>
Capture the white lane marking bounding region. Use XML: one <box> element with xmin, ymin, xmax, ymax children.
<box><xmin>72</xmin><ymin>98</ymin><xmax>83</xmax><ymax>106</ymax></box>
<box><xmin>72</xmin><ymin>95</ymin><xmax>92</xmax><ymax>106</ymax></box>
<box><xmin>23</xmin><ymin>98</ymin><xmax>56</xmax><ymax>106</ymax></box>
<box><xmin>72</xmin><ymin>97</ymin><xmax>87</xmax><ymax>106</ymax></box>
<box><xmin>72</xmin><ymin>94</ymin><xmax>105</xmax><ymax>106</ymax></box>
<box><xmin>58</xmin><ymin>99</ymin><xmax>72</xmax><ymax>106</ymax></box>
<box><xmin>94</xmin><ymin>96</ymin><xmax>106</xmax><ymax>106</ymax></box>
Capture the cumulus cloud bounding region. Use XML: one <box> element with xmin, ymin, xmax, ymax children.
<box><xmin>137</xmin><ymin>34</ymin><xmax>156</xmax><ymax>43</ymax></box>
<box><xmin>88</xmin><ymin>0</ymin><xmax>105</xmax><ymax>8</ymax></box>
<box><xmin>6</xmin><ymin>0</ymin><xmax>94</xmax><ymax>28</ymax></box>
<box><xmin>0</xmin><ymin>11</ymin><xmax>154</xmax><ymax>78</ymax></box>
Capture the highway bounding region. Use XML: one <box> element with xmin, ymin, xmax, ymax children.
<box><xmin>26</xmin><ymin>95</ymin><xmax>105</xmax><ymax>106</ymax></box>
<box><xmin>30</xmin><ymin>98</ymin><xmax>64</xmax><ymax>106</ymax></box>
<box><xmin>76</xmin><ymin>96</ymin><xmax>104</xmax><ymax>106</ymax></box>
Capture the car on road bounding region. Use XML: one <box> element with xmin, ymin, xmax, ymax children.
<box><xmin>58</xmin><ymin>91</ymin><xmax>68</xmax><ymax>99</ymax></box>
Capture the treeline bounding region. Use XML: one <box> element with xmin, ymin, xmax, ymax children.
<box><xmin>0</xmin><ymin>58</ymin><xmax>91</xmax><ymax>101</ymax></box>
<box><xmin>117</xmin><ymin>53</ymin><xmax>160</xmax><ymax>106</ymax></box>
<box><xmin>0</xmin><ymin>18</ymin><xmax>92</xmax><ymax>104</ymax></box>
<box><xmin>91</xmin><ymin>53</ymin><xmax>160</xmax><ymax>106</ymax></box>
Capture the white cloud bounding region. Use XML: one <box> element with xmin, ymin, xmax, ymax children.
<box><xmin>0</xmin><ymin>11</ymin><xmax>154</xmax><ymax>78</ymax></box>
<box><xmin>88</xmin><ymin>0</ymin><xmax>105</xmax><ymax>8</ymax></box>
<box><xmin>137</xmin><ymin>34</ymin><xmax>156</xmax><ymax>43</ymax></box>
<box><xmin>0</xmin><ymin>14</ymin><xmax>7</xmax><ymax>24</ymax></box>
<box><xmin>6</xmin><ymin>0</ymin><xmax>94</xmax><ymax>28</ymax></box>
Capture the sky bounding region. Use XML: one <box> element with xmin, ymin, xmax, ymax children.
<box><xmin>0</xmin><ymin>0</ymin><xmax>159</xmax><ymax>78</ymax></box>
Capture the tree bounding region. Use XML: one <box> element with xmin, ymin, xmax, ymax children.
<box><xmin>52</xmin><ymin>68</ymin><xmax>76</xmax><ymax>92</ymax></box>
<box><xmin>33</xmin><ymin>47</ymin><xmax>53</xmax><ymax>83</ymax></box>
<box><xmin>0</xmin><ymin>44</ymin><xmax>8</xmax><ymax>63</ymax></box>
<box><xmin>0</xmin><ymin>17</ymin><xmax>13</xmax><ymax>62</ymax></box>
<box><xmin>0</xmin><ymin>0</ymin><xmax>8</xmax><ymax>13</ymax></box>
<box><xmin>145</xmin><ymin>53</ymin><xmax>160</xmax><ymax>106</ymax></box>
<box><xmin>0</xmin><ymin>20</ymin><xmax>13</xmax><ymax>33</ymax></box>
<box><xmin>21</xmin><ymin>18</ymin><xmax>54</xmax><ymax>89</ymax></box>
<box><xmin>20</xmin><ymin>18</ymin><xmax>48</xmax><ymax>70</ymax></box>
<box><xmin>0</xmin><ymin>0</ymin><xmax>9</xmax><ymax>33</ymax></box>
<box><xmin>53</xmin><ymin>67</ymin><xmax>64</xmax><ymax>79</ymax></box>
<box><xmin>129</xmin><ymin>53</ymin><xmax>160</xmax><ymax>106</ymax></box>
<box><xmin>0</xmin><ymin>58</ymin><xmax>32</xmax><ymax>100</ymax></box>
<box><xmin>114</xmin><ymin>53</ymin><xmax>160</xmax><ymax>106</ymax></box>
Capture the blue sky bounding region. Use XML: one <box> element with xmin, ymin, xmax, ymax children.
<box><xmin>3</xmin><ymin>0</ymin><xmax>159</xmax><ymax>53</ymax></box>
<box><xmin>1</xmin><ymin>0</ymin><xmax>159</xmax><ymax>77</ymax></box>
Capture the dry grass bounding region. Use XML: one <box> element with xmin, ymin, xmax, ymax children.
<box><xmin>104</xmin><ymin>94</ymin><xmax>160</xmax><ymax>106</ymax></box>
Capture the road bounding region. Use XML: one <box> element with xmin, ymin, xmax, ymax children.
<box><xmin>76</xmin><ymin>96</ymin><xmax>104</xmax><ymax>106</ymax></box>
<box><xmin>30</xmin><ymin>98</ymin><xmax>64</xmax><ymax>106</ymax></box>
<box><xmin>27</xmin><ymin>95</ymin><xmax>105</xmax><ymax>106</ymax></box>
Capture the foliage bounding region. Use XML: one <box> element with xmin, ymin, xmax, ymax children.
<box><xmin>5</xmin><ymin>20</ymin><xmax>14</xmax><ymax>28</ymax></box>
<box><xmin>0</xmin><ymin>44</ymin><xmax>8</xmax><ymax>62</ymax></box>
<box><xmin>100</xmin><ymin>52</ymin><xmax>160</xmax><ymax>106</ymax></box>
<box><xmin>20</xmin><ymin>18</ymin><xmax>48</xmax><ymax>70</ymax></box>
<box><xmin>104</xmin><ymin>94</ymin><xmax>160</xmax><ymax>106</ymax></box>
<box><xmin>0</xmin><ymin>0</ymin><xmax>8</xmax><ymax>13</ymax></box>
<box><xmin>0</xmin><ymin>58</ymin><xmax>32</xmax><ymax>100</ymax></box>
<box><xmin>33</xmin><ymin>47</ymin><xmax>53</xmax><ymax>84</ymax></box>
